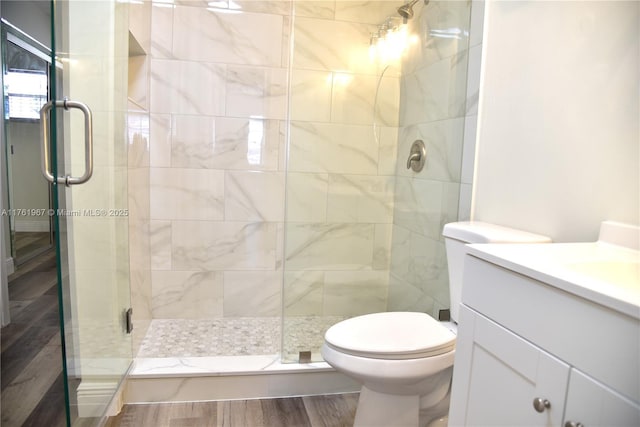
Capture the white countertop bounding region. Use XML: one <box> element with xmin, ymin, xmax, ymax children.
<box><xmin>466</xmin><ymin>241</ymin><xmax>640</xmax><ymax>320</ymax></box>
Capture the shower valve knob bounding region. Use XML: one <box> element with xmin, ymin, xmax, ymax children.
<box><xmin>406</xmin><ymin>139</ymin><xmax>426</xmax><ymax>172</ymax></box>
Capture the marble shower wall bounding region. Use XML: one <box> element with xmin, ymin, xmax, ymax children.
<box><xmin>283</xmin><ymin>1</ymin><xmax>402</xmax><ymax>321</ymax></box>
<box><xmin>388</xmin><ymin>0</ymin><xmax>478</xmax><ymax>316</ymax></box>
<box><xmin>147</xmin><ymin>1</ymin><xmax>292</xmax><ymax>320</ymax></box>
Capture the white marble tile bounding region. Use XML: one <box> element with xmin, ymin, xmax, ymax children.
<box><xmin>225</xmin><ymin>171</ymin><xmax>285</xmax><ymax>221</ymax></box>
<box><xmin>131</xmin><ymin>355</ymin><xmax>280</xmax><ymax>377</ymax></box>
<box><xmin>125</xmin><ymin>369</ymin><xmax>358</xmax><ymax>403</ymax></box>
<box><xmin>403</xmin><ymin>48</ymin><xmax>470</xmax><ymax>125</ymax></box>
<box><xmin>172</xmin><ymin>6</ymin><xmax>284</xmax><ymax>66</ymax></box>
<box><xmin>390</xmin><ymin>225</ymin><xmax>446</xmax><ymax>290</ymax></box>
<box><xmin>170</xmin><ymin>115</ymin><xmax>217</xmax><ymax>169</ymax></box>
<box><xmin>128</xmin><ymin>168</ymin><xmax>150</xmax><ymax>221</ymax></box>
<box><xmin>151</xmin><ymin>270</ymin><xmax>223</xmax><ymax>318</ymax></box>
<box><xmin>281</xmin><ymin>15</ymin><xmax>292</xmax><ymax>68</ymax></box>
<box><xmin>334</xmin><ymin>1</ymin><xmax>400</xmax><ymax>25</ymax></box>
<box><xmin>150</xmin><ymin>220</ymin><xmax>172</xmax><ymax>270</ymax></box>
<box><xmin>294</xmin><ymin>0</ymin><xmax>335</xmax><ymax>19</ymax></box>
<box><xmin>172</xmin><ymin>221</ymin><xmax>277</xmax><ymax>270</ymax></box>
<box><xmin>284</xmin><ymin>173</ymin><xmax>329</xmax><ymax>222</ymax></box>
<box><xmin>226</xmin><ymin>66</ymin><xmax>287</xmax><ymax>119</ymax></box>
<box><xmin>402</xmin><ymin>0</ymin><xmax>471</xmax><ymax>73</ymax></box>
<box><xmin>283</xmin><ymin>271</ymin><xmax>324</xmax><ymax>316</ymax></box>
<box><xmin>376</xmin><ymin>126</ymin><xmax>399</xmax><ymax>176</ymax></box>
<box><xmin>387</xmin><ymin>272</ymin><xmax>435</xmax><ymax>313</ymax></box>
<box><xmin>127</xmin><ymin>112</ymin><xmax>150</xmax><ymax>168</ymax></box>
<box><xmin>129</xmin><ymin>219</ymin><xmax>151</xmax><ymax>272</ymax></box>
<box><xmin>290</xmin><ymin>70</ymin><xmax>332</xmax><ymax>122</ymax></box>
<box><xmin>396</xmin><ymin>118</ymin><xmax>465</xmax><ymax>181</ymax></box>
<box><xmin>150</xmin><ymin>168</ymin><xmax>224</xmax><ymax>220</ymax></box>
<box><xmin>393</xmin><ymin>176</ymin><xmax>444</xmax><ymax>239</ymax></box>
<box><xmin>331</xmin><ymin>73</ymin><xmax>400</xmax><ymax>126</ymax></box>
<box><xmin>150</xmin><ymin>2</ymin><xmax>174</xmax><ymax>58</ymax></box>
<box><xmin>326</xmin><ymin>174</ymin><xmax>395</xmax><ymax>224</ymax></box>
<box><xmin>233</xmin><ymin>1</ymin><xmax>292</xmax><ymax>16</ymax></box>
<box><xmin>150</xmin><ymin>59</ymin><xmax>226</xmax><ymax>115</ymax></box>
<box><xmin>400</xmin><ymin>59</ymin><xmax>450</xmax><ymax>125</ymax></box>
<box><xmin>223</xmin><ymin>271</ymin><xmax>282</xmax><ymax>317</ymax></box>
<box><xmin>150</xmin><ymin>114</ymin><xmax>172</xmax><ymax>167</ymax></box>
<box><xmin>284</xmin><ymin>223</ymin><xmax>374</xmax><ymax>270</ymax></box>
<box><xmin>293</xmin><ymin>17</ymin><xmax>377</xmax><ymax>75</ymax></box>
<box><xmin>210</xmin><ymin>118</ymin><xmax>281</xmax><ymax>171</ymax></box>
<box><xmin>372</xmin><ymin>223</ymin><xmax>392</xmax><ymax>271</ymax></box>
<box><xmin>278</xmin><ymin>120</ymin><xmax>287</xmax><ymax>171</ymax></box>
<box><xmin>323</xmin><ymin>271</ymin><xmax>388</xmax><ymax>316</ymax></box>
<box><xmin>288</xmin><ymin>122</ymin><xmax>378</xmax><ymax>174</ymax></box>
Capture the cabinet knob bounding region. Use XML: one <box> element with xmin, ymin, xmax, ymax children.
<box><xmin>564</xmin><ymin>422</ymin><xmax>584</xmax><ymax>427</ymax></box>
<box><xmin>533</xmin><ymin>397</ymin><xmax>551</xmax><ymax>413</ymax></box>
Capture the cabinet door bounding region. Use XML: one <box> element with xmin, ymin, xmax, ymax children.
<box><xmin>564</xmin><ymin>369</ymin><xmax>640</xmax><ymax>427</ymax></box>
<box><xmin>450</xmin><ymin>306</ymin><xmax>570</xmax><ymax>426</ymax></box>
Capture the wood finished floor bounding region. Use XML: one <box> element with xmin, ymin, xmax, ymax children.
<box><xmin>1</xmin><ymin>249</ymin><xmax>68</xmax><ymax>427</ymax></box>
<box><xmin>14</xmin><ymin>231</ymin><xmax>52</xmax><ymax>265</ymax></box>
<box><xmin>106</xmin><ymin>394</ymin><xmax>359</xmax><ymax>427</ymax></box>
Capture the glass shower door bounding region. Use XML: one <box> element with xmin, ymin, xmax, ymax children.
<box><xmin>46</xmin><ymin>1</ymin><xmax>132</xmax><ymax>424</ymax></box>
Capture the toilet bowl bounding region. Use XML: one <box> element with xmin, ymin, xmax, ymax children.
<box><xmin>322</xmin><ymin>222</ymin><xmax>552</xmax><ymax>427</ymax></box>
<box><xmin>322</xmin><ymin>312</ymin><xmax>456</xmax><ymax>427</ymax></box>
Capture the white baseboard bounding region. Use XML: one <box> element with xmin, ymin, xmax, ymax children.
<box><xmin>15</xmin><ymin>220</ymin><xmax>50</xmax><ymax>232</ymax></box>
<box><xmin>76</xmin><ymin>380</ymin><xmax>120</xmax><ymax>418</ymax></box>
<box><xmin>5</xmin><ymin>257</ymin><xmax>14</xmax><ymax>275</ymax></box>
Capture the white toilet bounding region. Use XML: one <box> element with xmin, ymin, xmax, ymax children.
<box><xmin>321</xmin><ymin>221</ymin><xmax>551</xmax><ymax>427</ymax></box>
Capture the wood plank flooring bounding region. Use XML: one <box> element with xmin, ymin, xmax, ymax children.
<box><xmin>14</xmin><ymin>231</ymin><xmax>52</xmax><ymax>266</ymax></box>
<box><xmin>106</xmin><ymin>393</ymin><xmax>359</xmax><ymax>427</ymax></box>
<box><xmin>1</xmin><ymin>249</ymin><xmax>67</xmax><ymax>427</ymax></box>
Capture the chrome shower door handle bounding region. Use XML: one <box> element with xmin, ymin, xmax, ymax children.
<box><xmin>40</xmin><ymin>99</ymin><xmax>94</xmax><ymax>186</ymax></box>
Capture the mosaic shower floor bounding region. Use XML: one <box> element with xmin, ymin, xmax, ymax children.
<box><xmin>137</xmin><ymin>316</ymin><xmax>347</xmax><ymax>358</ymax></box>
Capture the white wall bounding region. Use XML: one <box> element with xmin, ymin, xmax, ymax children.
<box><xmin>1</xmin><ymin>1</ymin><xmax>50</xmax><ymax>48</ymax></box>
<box><xmin>472</xmin><ymin>1</ymin><xmax>639</xmax><ymax>242</ymax></box>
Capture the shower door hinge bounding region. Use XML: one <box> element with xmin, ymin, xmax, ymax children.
<box><xmin>125</xmin><ymin>308</ymin><xmax>133</xmax><ymax>334</ymax></box>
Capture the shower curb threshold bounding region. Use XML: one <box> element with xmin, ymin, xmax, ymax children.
<box><xmin>130</xmin><ymin>355</ymin><xmax>333</xmax><ymax>378</ymax></box>
<box><xmin>125</xmin><ymin>356</ymin><xmax>359</xmax><ymax>404</ymax></box>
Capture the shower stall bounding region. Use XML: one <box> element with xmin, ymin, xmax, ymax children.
<box><xmin>132</xmin><ymin>0</ymin><xmax>476</xmax><ymax>364</ymax></box>
<box><xmin>50</xmin><ymin>0</ymin><xmax>479</xmax><ymax>418</ymax></box>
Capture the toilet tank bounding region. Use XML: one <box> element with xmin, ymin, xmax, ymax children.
<box><xmin>442</xmin><ymin>222</ymin><xmax>551</xmax><ymax>322</ymax></box>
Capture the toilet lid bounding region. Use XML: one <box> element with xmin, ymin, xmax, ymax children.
<box><xmin>324</xmin><ymin>312</ymin><xmax>456</xmax><ymax>360</ymax></box>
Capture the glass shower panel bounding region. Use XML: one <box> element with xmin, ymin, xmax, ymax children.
<box><xmin>282</xmin><ymin>1</ymin><xmax>403</xmax><ymax>363</ymax></box>
<box><xmin>50</xmin><ymin>1</ymin><xmax>133</xmax><ymax>424</ymax></box>
<box><xmin>282</xmin><ymin>0</ymin><xmax>472</xmax><ymax>363</ymax></box>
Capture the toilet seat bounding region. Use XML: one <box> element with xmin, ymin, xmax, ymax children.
<box><xmin>324</xmin><ymin>312</ymin><xmax>456</xmax><ymax>360</ymax></box>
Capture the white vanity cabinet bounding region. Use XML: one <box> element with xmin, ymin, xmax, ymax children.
<box><xmin>449</xmin><ymin>250</ymin><xmax>640</xmax><ymax>427</ymax></box>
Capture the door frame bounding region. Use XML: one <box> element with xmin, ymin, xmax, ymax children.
<box><xmin>0</xmin><ymin>18</ymin><xmax>56</xmax><ymax>326</ymax></box>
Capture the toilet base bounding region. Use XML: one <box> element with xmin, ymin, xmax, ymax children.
<box><xmin>354</xmin><ymin>386</ymin><xmax>420</xmax><ymax>427</ymax></box>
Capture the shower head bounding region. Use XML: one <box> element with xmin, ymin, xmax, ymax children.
<box><xmin>397</xmin><ymin>0</ymin><xmax>427</xmax><ymax>20</ymax></box>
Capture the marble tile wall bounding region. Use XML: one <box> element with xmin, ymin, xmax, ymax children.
<box><xmin>283</xmin><ymin>0</ymin><xmax>402</xmax><ymax>330</ymax></box>
<box><xmin>143</xmin><ymin>1</ymin><xmax>403</xmax><ymax>329</ymax></box>
<box><xmin>388</xmin><ymin>0</ymin><xmax>478</xmax><ymax>316</ymax></box>
<box><xmin>141</xmin><ymin>0</ymin><xmax>480</xmax><ymax>359</ymax></box>
<box><xmin>148</xmin><ymin>0</ymin><xmax>291</xmax><ymax>321</ymax></box>
<box><xmin>129</xmin><ymin>1</ymin><xmax>152</xmax><ymax>355</ymax></box>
